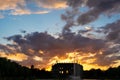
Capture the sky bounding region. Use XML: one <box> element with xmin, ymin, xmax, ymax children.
<box><xmin>0</xmin><ymin>0</ymin><xmax>120</xmax><ymax>71</ymax></box>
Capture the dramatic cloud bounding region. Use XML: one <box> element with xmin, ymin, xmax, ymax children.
<box><xmin>0</xmin><ymin>0</ymin><xmax>67</xmax><ymax>10</ymax></box>
<box><xmin>0</xmin><ymin>0</ymin><xmax>120</xmax><ymax>70</ymax></box>
<box><xmin>66</xmin><ymin>0</ymin><xmax>120</xmax><ymax>25</ymax></box>
<box><xmin>0</xmin><ymin>0</ymin><xmax>66</xmax><ymax>16</ymax></box>
<box><xmin>93</xmin><ymin>52</ymin><xmax>120</xmax><ymax>66</ymax></box>
<box><xmin>30</xmin><ymin>0</ymin><xmax>67</xmax><ymax>9</ymax></box>
<box><xmin>103</xmin><ymin>20</ymin><xmax>120</xmax><ymax>43</ymax></box>
<box><xmin>0</xmin><ymin>29</ymin><xmax>120</xmax><ymax>70</ymax></box>
<box><xmin>0</xmin><ymin>0</ymin><xmax>25</xmax><ymax>10</ymax></box>
<box><xmin>6</xmin><ymin>32</ymin><xmax>106</xmax><ymax>54</ymax></box>
<box><xmin>67</xmin><ymin>0</ymin><xmax>86</xmax><ymax>8</ymax></box>
<box><xmin>0</xmin><ymin>52</ymin><xmax>28</xmax><ymax>62</ymax></box>
<box><xmin>0</xmin><ymin>31</ymin><xmax>109</xmax><ymax>69</ymax></box>
<box><xmin>77</xmin><ymin>0</ymin><xmax>120</xmax><ymax>25</ymax></box>
<box><xmin>59</xmin><ymin>0</ymin><xmax>120</xmax><ymax>69</ymax></box>
<box><xmin>0</xmin><ymin>0</ymin><xmax>29</xmax><ymax>16</ymax></box>
<box><xmin>0</xmin><ymin>44</ymin><xmax>16</xmax><ymax>53</ymax></box>
<box><xmin>99</xmin><ymin>20</ymin><xmax>120</xmax><ymax>60</ymax></box>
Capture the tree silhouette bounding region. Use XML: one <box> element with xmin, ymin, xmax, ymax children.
<box><xmin>0</xmin><ymin>57</ymin><xmax>120</xmax><ymax>79</ymax></box>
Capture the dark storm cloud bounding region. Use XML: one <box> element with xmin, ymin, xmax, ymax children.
<box><xmin>66</xmin><ymin>0</ymin><xmax>120</xmax><ymax>25</ymax></box>
<box><xmin>78</xmin><ymin>0</ymin><xmax>120</xmax><ymax>25</ymax></box>
<box><xmin>103</xmin><ymin>45</ymin><xmax>120</xmax><ymax>56</ymax></box>
<box><xmin>5</xmin><ymin>31</ymin><xmax>106</xmax><ymax>56</ymax></box>
<box><xmin>2</xmin><ymin>30</ymin><xmax>109</xmax><ymax>67</ymax></box>
<box><xmin>84</xmin><ymin>0</ymin><xmax>120</xmax><ymax>25</ymax></box>
<box><xmin>58</xmin><ymin>0</ymin><xmax>120</xmax><ymax>67</ymax></box>
<box><xmin>1</xmin><ymin>0</ymin><xmax>120</xmax><ymax>68</ymax></box>
<box><xmin>61</xmin><ymin>0</ymin><xmax>120</xmax><ymax>35</ymax></box>
<box><xmin>98</xmin><ymin>20</ymin><xmax>120</xmax><ymax>60</ymax></box>
<box><xmin>92</xmin><ymin>53</ymin><xmax>120</xmax><ymax>66</ymax></box>
<box><xmin>103</xmin><ymin>20</ymin><xmax>120</xmax><ymax>43</ymax></box>
<box><xmin>81</xmin><ymin>47</ymin><xmax>120</xmax><ymax>66</ymax></box>
<box><xmin>2</xmin><ymin>28</ymin><xmax>119</xmax><ymax>67</ymax></box>
<box><xmin>6</xmin><ymin>35</ymin><xmax>25</xmax><ymax>44</ymax></box>
<box><xmin>89</xmin><ymin>20</ymin><xmax>120</xmax><ymax>66</ymax></box>
<box><xmin>61</xmin><ymin>8</ymin><xmax>80</xmax><ymax>34</ymax></box>
<box><xmin>61</xmin><ymin>0</ymin><xmax>85</xmax><ymax>34</ymax></box>
<box><xmin>67</xmin><ymin>0</ymin><xmax>85</xmax><ymax>8</ymax></box>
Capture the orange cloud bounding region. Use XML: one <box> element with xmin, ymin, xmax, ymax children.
<box><xmin>0</xmin><ymin>49</ymin><xmax>119</xmax><ymax>71</ymax></box>
<box><xmin>0</xmin><ymin>0</ymin><xmax>25</xmax><ymax>10</ymax></box>
<box><xmin>35</xmin><ymin>0</ymin><xmax>67</xmax><ymax>9</ymax></box>
<box><xmin>44</xmin><ymin>51</ymin><xmax>119</xmax><ymax>71</ymax></box>
<box><xmin>3</xmin><ymin>31</ymin><xmax>120</xmax><ymax>71</ymax></box>
<box><xmin>0</xmin><ymin>0</ymin><xmax>51</xmax><ymax>16</ymax></box>
<box><xmin>11</xmin><ymin>9</ymin><xmax>50</xmax><ymax>15</ymax></box>
<box><xmin>0</xmin><ymin>52</ymin><xmax>28</xmax><ymax>62</ymax></box>
<box><xmin>33</xmin><ymin>56</ymin><xmax>43</xmax><ymax>61</ymax></box>
<box><xmin>0</xmin><ymin>0</ymin><xmax>67</xmax><ymax>16</ymax></box>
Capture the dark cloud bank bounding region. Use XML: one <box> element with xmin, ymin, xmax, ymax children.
<box><xmin>0</xmin><ymin>0</ymin><xmax>120</xmax><ymax>68</ymax></box>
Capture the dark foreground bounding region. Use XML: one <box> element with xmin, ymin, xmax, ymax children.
<box><xmin>36</xmin><ymin>79</ymin><xmax>120</xmax><ymax>80</ymax></box>
<box><xmin>0</xmin><ymin>57</ymin><xmax>120</xmax><ymax>80</ymax></box>
<box><xmin>0</xmin><ymin>77</ymin><xmax>119</xmax><ymax>80</ymax></box>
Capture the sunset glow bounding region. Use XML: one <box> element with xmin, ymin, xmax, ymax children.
<box><xmin>0</xmin><ymin>0</ymin><xmax>120</xmax><ymax>71</ymax></box>
<box><xmin>0</xmin><ymin>52</ymin><xmax>28</xmax><ymax>62</ymax></box>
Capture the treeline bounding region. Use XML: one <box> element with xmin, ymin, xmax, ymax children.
<box><xmin>83</xmin><ymin>66</ymin><xmax>120</xmax><ymax>79</ymax></box>
<box><xmin>0</xmin><ymin>57</ymin><xmax>52</xmax><ymax>80</ymax></box>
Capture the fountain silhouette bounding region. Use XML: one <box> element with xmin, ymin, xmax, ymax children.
<box><xmin>69</xmin><ymin>52</ymin><xmax>82</xmax><ymax>80</ymax></box>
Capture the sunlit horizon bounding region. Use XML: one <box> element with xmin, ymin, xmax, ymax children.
<box><xmin>0</xmin><ymin>0</ymin><xmax>120</xmax><ymax>72</ymax></box>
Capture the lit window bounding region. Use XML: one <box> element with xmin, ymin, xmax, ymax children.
<box><xmin>61</xmin><ymin>71</ymin><xmax>64</xmax><ymax>74</ymax></box>
<box><xmin>66</xmin><ymin>70</ymin><xmax>69</xmax><ymax>73</ymax></box>
<box><xmin>59</xmin><ymin>71</ymin><xmax>64</xmax><ymax>74</ymax></box>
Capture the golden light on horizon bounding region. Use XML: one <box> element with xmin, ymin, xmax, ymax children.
<box><xmin>82</xmin><ymin>64</ymin><xmax>109</xmax><ymax>70</ymax></box>
<box><xmin>44</xmin><ymin>51</ymin><xmax>119</xmax><ymax>71</ymax></box>
<box><xmin>112</xmin><ymin>60</ymin><xmax>120</xmax><ymax>68</ymax></box>
<box><xmin>39</xmin><ymin>50</ymin><xmax>44</xmax><ymax>54</ymax></box>
<box><xmin>1</xmin><ymin>51</ymin><xmax>120</xmax><ymax>71</ymax></box>
<box><xmin>28</xmin><ymin>49</ymin><xmax>35</xmax><ymax>54</ymax></box>
<box><xmin>0</xmin><ymin>52</ymin><xmax>28</xmax><ymax>62</ymax></box>
<box><xmin>33</xmin><ymin>56</ymin><xmax>43</xmax><ymax>61</ymax></box>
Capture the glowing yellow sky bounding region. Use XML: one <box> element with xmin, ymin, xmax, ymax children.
<box><xmin>0</xmin><ymin>51</ymin><xmax>120</xmax><ymax>71</ymax></box>
<box><xmin>0</xmin><ymin>0</ymin><xmax>120</xmax><ymax>72</ymax></box>
<box><xmin>39</xmin><ymin>52</ymin><xmax>119</xmax><ymax>71</ymax></box>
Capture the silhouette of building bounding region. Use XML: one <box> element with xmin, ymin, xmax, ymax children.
<box><xmin>52</xmin><ymin>63</ymin><xmax>83</xmax><ymax>79</ymax></box>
